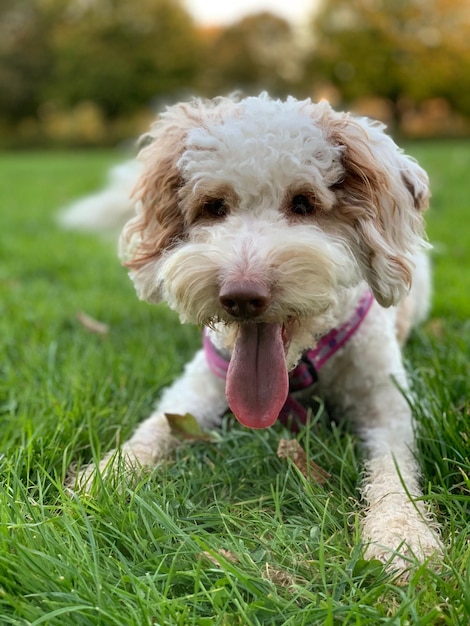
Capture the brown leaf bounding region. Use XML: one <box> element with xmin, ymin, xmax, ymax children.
<box><xmin>425</xmin><ymin>318</ymin><xmax>445</xmax><ymax>338</ymax></box>
<box><xmin>201</xmin><ymin>549</ymin><xmax>239</xmax><ymax>566</ymax></box>
<box><xmin>165</xmin><ymin>413</ymin><xmax>213</xmax><ymax>441</ymax></box>
<box><xmin>76</xmin><ymin>311</ymin><xmax>109</xmax><ymax>335</ymax></box>
<box><xmin>262</xmin><ymin>563</ymin><xmax>307</xmax><ymax>589</ymax></box>
<box><xmin>277</xmin><ymin>438</ymin><xmax>330</xmax><ymax>484</ymax></box>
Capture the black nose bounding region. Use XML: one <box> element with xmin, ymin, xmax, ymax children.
<box><xmin>219</xmin><ymin>281</ymin><xmax>271</xmax><ymax>319</ymax></box>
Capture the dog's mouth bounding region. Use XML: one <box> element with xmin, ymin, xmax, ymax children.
<box><xmin>225</xmin><ymin>321</ymin><xmax>293</xmax><ymax>429</ymax></box>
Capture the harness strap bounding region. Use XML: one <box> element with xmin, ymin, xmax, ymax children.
<box><xmin>303</xmin><ymin>289</ymin><xmax>375</xmax><ymax>371</ymax></box>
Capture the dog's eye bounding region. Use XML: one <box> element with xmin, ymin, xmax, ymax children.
<box><xmin>291</xmin><ymin>194</ymin><xmax>315</xmax><ymax>216</ymax></box>
<box><xmin>203</xmin><ymin>198</ymin><xmax>228</xmax><ymax>218</ymax></box>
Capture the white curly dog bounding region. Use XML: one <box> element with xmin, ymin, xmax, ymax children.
<box><xmin>66</xmin><ymin>94</ymin><xmax>441</xmax><ymax>571</ymax></box>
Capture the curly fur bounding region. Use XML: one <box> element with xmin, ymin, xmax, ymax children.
<box><xmin>68</xmin><ymin>94</ymin><xmax>441</xmax><ymax>574</ymax></box>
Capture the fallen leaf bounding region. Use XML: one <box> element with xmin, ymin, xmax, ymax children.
<box><xmin>425</xmin><ymin>318</ymin><xmax>445</xmax><ymax>338</ymax></box>
<box><xmin>201</xmin><ymin>549</ymin><xmax>239</xmax><ymax>566</ymax></box>
<box><xmin>277</xmin><ymin>438</ymin><xmax>330</xmax><ymax>484</ymax></box>
<box><xmin>262</xmin><ymin>563</ymin><xmax>307</xmax><ymax>589</ymax></box>
<box><xmin>76</xmin><ymin>311</ymin><xmax>109</xmax><ymax>335</ymax></box>
<box><xmin>165</xmin><ymin>413</ymin><xmax>213</xmax><ymax>441</ymax></box>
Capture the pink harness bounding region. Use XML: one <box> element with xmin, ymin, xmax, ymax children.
<box><xmin>204</xmin><ymin>290</ymin><xmax>374</xmax><ymax>429</ymax></box>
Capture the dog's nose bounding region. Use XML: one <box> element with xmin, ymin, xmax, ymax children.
<box><xmin>219</xmin><ymin>281</ymin><xmax>271</xmax><ymax>319</ymax></box>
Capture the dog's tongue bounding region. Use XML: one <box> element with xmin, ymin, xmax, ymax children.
<box><xmin>226</xmin><ymin>322</ymin><xmax>289</xmax><ymax>429</ymax></box>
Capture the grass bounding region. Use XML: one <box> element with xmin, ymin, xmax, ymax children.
<box><xmin>0</xmin><ymin>143</ymin><xmax>469</xmax><ymax>625</ymax></box>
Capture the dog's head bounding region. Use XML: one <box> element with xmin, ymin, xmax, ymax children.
<box><xmin>122</xmin><ymin>95</ymin><xmax>428</xmax><ymax>310</ymax></box>
<box><xmin>120</xmin><ymin>94</ymin><xmax>429</xmax><ymax>427</ymax></box>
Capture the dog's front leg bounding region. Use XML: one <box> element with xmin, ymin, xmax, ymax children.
<box><xmin>358</xmin><ymin>398</ymin><xmax>442</xmax><ymax>571</ymax></box>
<box><xmin>320</xmin><ymin>329</ymin><xmax>441</xmax><ymax>571</ymax></box>
<box><xmin>358</xmin><ymin>380</ymin><xmax>441</xmax><ymax>569</ymax></box>
<box><xmin>123</xmin><ymin>348</ymin><xmax>227</xmax><ymax>462</ymax></box>
<box><xmin>71</xmin><ymin>349</ymin><xmax>227</xmax><ymax>490</ymax></box>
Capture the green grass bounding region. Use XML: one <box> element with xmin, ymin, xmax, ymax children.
<box><xmin>0</xmin><ymin>144</ymin><xmax>469</xmax><ymax>625</ymax></box>
<box><xmin>410</xmin><ymin>141</ymin><xmax>470</xmax><ymax>320</ymax></box>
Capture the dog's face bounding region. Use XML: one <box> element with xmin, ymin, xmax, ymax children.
<box><xmin>120</xmin><ymin>95</ymin><xmax>429</xmax><ymax>427</ymax></box>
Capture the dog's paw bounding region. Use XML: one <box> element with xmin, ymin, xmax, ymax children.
<box><xmin>66</xmin><ymin>449</ymin><xmax>122</xmax><ymax>493</ymax></box>
<box><xmin>65</xmin><ymin>445</ymin><xmax>157</xmax><ymax>493</ymax></box>
<box><xmin>66</xmin><ymin>413</ymin><xmax>182</xmax><ymax>493</ymax></box>
<box><xmin>362</xmin><ymin>494</ymin><xmax>442</xmax><ymax>576</ymax></box>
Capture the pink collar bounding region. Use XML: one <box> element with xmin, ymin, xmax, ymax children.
<box><xmin>203</xmin><ymin>290</ymin><xmax>374</xmax><ymax>428</ymax></box>
<box><xmin>302</xmin><ymin>289</ymin><xmax>375</xmax><ymax>370</ymax></box>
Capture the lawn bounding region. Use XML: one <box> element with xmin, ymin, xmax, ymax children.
<box><xmin>0</xmin><ymin>143</ymin><xmax>469</xmax><ymax>625</ymax></box>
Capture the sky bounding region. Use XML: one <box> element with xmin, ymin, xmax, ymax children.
<box><xmin>183</xmin><ymin>0</ymin><xmax>316</xmax><ymax>25</ymax></box>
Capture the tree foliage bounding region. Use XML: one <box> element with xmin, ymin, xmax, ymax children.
<box><xmin>309</xmin><ymin>0</ymin><xmax>470</xmax><ymax>119</ymax></box>
<box><xmin>47</xmin><ymin>0</ymin><xmax>202</xmax><ymax>117</ymax></box>
<box><xmin>0</xmin><ymin>0</ymin><xmax>202</xmax><ymax>123</ymax></box>
<box><xmin>199</xmin><ymin>12</ymin><xmax>303</xmax><ymax>97</ymax></box>
<box><xmin>2</xmin><ymin>0</ymin><xmax>470</xmax><ymax>144</ymax></box>
<box><xmin>0</xmin><ymin>0</ymin><xmax>56</xmax><ymax>120</ymax></box>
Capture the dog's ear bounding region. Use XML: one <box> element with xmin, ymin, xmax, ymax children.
<box><xmin>119</xmin><ymin>102</ymin><xmax>210</xmax><ymax>275</ymax></box>
<box><xmin>119</xmin><ymin>136</ymin><xmax>184</xmax><ymax>273</ymax></box>
<box><xmin>326</xmin><ymin>111</ymin><xmax>430</xmax><ymax>307</ymax></box>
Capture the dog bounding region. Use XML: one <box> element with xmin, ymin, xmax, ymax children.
<box><xmin>69</xmin><ymin>94</ymin><xmax>441</xmax><ymax>572</ymax></box>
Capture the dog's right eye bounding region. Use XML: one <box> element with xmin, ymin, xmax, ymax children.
<box><xmin>203</xmin><ymin>198</ymin><xmax>228</xmax><ymax>218</ymax></box>
<box><xmin>290</xmin><ymin>194</ymin><xmax>315</xmax><ymax>216</ymax></box>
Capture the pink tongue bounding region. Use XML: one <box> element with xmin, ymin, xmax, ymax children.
<box><xmin>226</xmin><ymin>322</ymin><xmax>289</xmax><ymax>429</ymax></box>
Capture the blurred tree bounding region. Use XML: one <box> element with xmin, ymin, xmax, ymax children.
<box><xmin>199</xmin><ymin>12</ymin><xmax>304</xmax><ymax>96</ymax></box>
<box><xmin>308</xmin><ymin>0</ymin><xmax>470</xmax><ymax>125</ymax></box>
<box><xmin>3</xmin><ymin>0</ymin><xmax>470</xmax><ymax>144</ymax></box>
<box><xmin>47</xmin><ymin>0</ymin><xmax>202</xmax><ymax>118</ymax></box>
<box><xmin>0</xmin><ymin>0</ymin><xmax>56</xmax><ymax>121</ymax></box>
<box><xmin>415</xmin><ymin>0</ymin><xmax>470</xmax><ymax>119</ymax></box>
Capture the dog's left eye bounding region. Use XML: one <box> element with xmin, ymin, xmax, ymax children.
<box><xmin>203</xmin><ymin>198</ymin><xmax>228</xmax><ymax>218</ymax></box>
<box><xmin>291</xmin><ymin>194</ymin><xmax>315</xmax><ymax>216</ymax></box>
